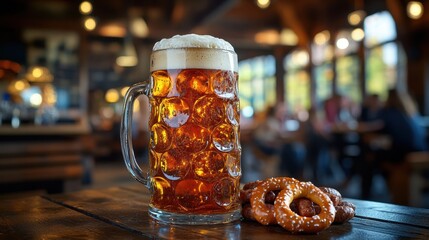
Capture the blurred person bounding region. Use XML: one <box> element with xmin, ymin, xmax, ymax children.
<box><xmin>304</xmin><ymin>107</ymin><xmax>333</xmax><ymax>185</ymax></box>
<box><xmin>377</xmin><ymin>89</ymin><xmax>428</xmax><ymax>161</ymax></box>
<box><xmin>360</xmin><ymin>89</ymin><xmax>428</xmax><ymax>201</ymax></box>
<box><xmin>253</xmin><ymin>104</ymin><xmax>305</xmax><ymax>179</ymax></box>
<box><xmin>324</xmin><ymin>93</ymin><xmax>342</xmax><ymax>125</ymax></box>
<box><xmin>359</xmin><ymin>94</ymin><xmax>382</xmax><ymax>122</ymax></box>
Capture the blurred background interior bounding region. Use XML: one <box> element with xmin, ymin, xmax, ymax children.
<box><xmin>1</xmin><ymin>0</ymin><xmax>429</xmax><ymax>208</ymax></box>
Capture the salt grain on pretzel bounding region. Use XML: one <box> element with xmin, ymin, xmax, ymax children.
<box><xmin>274</xmin><ymin>181</ymin><xmax>335</xmax><ymax>233</ymax></box>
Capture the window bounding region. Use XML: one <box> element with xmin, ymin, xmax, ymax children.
<box><xmin>364</xmin><ymin>11</ymin><xmax>399</xmax><ymax>100</ymax></box>
<box><xmin>284</xmin><ymin>50</ymin><xmax>310</xmax><ymax>113</ymax></box>
<box><xmin>336</xmin><ymin>55</ymin><xmax>361</xmax><ymax>103</ymax></box>
<box><xmin>366</xmin><ymin>42</ymin><xmax>398</xmax><ymax>100</ymax></box>
<box><xmin>364</xmin><ymin>11</ymin><xmax>397</xmax><ymax>47</ymax></box>
<box><xmin>312</xmin><ymin>40</ymin><xmax>334</xmax><ymax>105</ymax></box>
<box><xmin>314</xmin><ymin>62</ymin><xmax>333</xmax><ymax>105</ymax></box>
<box><xmin>309</xmin><ymin>10</ymin><xmax>404</xmax><ymax>110</ymax></box>
<box><xmin>238</xmin><ymin>55</ymin><xmax>276</xmax><ymax>116</ymax></box>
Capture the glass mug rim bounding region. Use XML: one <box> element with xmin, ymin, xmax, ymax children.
<box><xmin>152</xmin><ymin>47</ymin><xmax>237</xmax><ymax>54</ymax></box>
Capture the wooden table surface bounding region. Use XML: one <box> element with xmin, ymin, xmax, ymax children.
<box><xmin>1</xmin><ymin>183</ymin><xmax>429</xmax><ymax>239</ymax></box>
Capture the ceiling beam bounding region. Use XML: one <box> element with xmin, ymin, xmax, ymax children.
<box><xmin>386</xmin><ymin>0</ymin><xmax>408</xmax><ymax>36</ymax></box>
<box><xmin>274</xmin><ymin>0</ymin><xmax>310</xmax><ymax>49</ymax></box>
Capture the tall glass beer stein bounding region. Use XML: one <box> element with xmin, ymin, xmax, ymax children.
<box><xmin>121</xmin><ymin>34</ymin><xmax>241</xmax><ymax>224</ymax></box>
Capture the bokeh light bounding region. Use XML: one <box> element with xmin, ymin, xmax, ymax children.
<box><xmin>407</xmin><ymin>1</ymin><xmax>424</xmax><ymax>19</ymax></box>
<box><xmin>105</xmin><ymin>89</ymin><xmax>120</xmax><ymax>103</ymax></box>
<box><xmin>314</xmin><ymin>30</ymin><xmax>330</xmax><ymax>45</ymax></box>
<box><xmin>336</xmin><ymin>38</ymin><xmax>349</xmax><ymax>50</ymax></box>
<box><xmin>79</xmin><ymin>1</ymin><xmax>93</xmax><ymax>15</ymax></box>
<box><xmin>256</xmin><ymin>0</ymin><xmax>270</xmax><ymax>9</ymax></box>
<box><xmin>351</xmin><ymin>28</ymin><xmax>365</xmax><ymax>41</ymax></box>
<box><xmin>84</xmin><ymin>17</ymin><xmax>97</xmax><ymax>31</ymax></box>
<box><xmin>30</xmin><ymin>93</ymin><xmax>43</xmax><ymax>107</ymax></box>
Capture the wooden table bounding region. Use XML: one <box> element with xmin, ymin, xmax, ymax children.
<box><xmin>1</xmin><ymin>183</ymin><xmax>429</xmax><ymax>239</ymax></box>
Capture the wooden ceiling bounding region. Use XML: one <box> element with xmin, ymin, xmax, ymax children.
<box><xmin>1</xmin><ymin>0</ymin><xmax>428</xmax><ymax>50</ymax></box>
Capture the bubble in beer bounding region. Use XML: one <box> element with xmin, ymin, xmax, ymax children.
<box><xmin>160</xmin><ymin>98</ymin><xmax>190</xmax><ymax>128</ymax></box>
<box><xmin>175</xmin><ymin>179</ymin><xmax>211</xmax><ymax>210</ymax></box>
<box><xmin>149</xmin><ymin>98</ymin><xmax>159</xmax><ymax>127</ymax></box>
<box><xmin>226</xmin><ymin>101</ymin><xmax>239</xmax><ymax>126</ymax></box>
<box><xmin>151</xmin><ymin>176</ymin><xmax>174</xmax><ymax>207</ymax></box>
<box><xmin>226</xmin><ymin>153</ymin><xmax>241</xmax><ymax>178</ymax></box>
<box><xmin>150</xmin><ymin>123</ymin><xmax>172</xmax><ymax>152</ymax></box>
<box><xmin>152</xmin><ymin>71</ymin><xmax>172</xmax><ymax>97</ymax></box>
<box><xmin>149</xmin><ymin>150</ymin><xmax>159</xmax><ymax>176</ymax></box>
<box><xmin>193</xmin><ymin>151</ymin><xmax>225</xmax><ymax>181</ymax></box>
<box><xmin>193</xmin><ymin>96</ymin><xmax>225</xmax><ymax>128</ymax></box>
<box><xmin>160</xmin><ymin>148</ymin><xmax>189</xmax><ymax>180</ymax></box>
<box><xmin>175</xmin><ymin>124</ymin><xmax>209</xmax><ymax>153</ymax></box>
<box><xmin>212</xmin><ymin>123</ymin><xmax>235</xmax><ymax>152</ymax></box>
<box><xmin>177</xmin><ymin>70</ymin><xmax>209</xmax><ymax>98</ymax></box>
<box><xmin>212</xmin><ymin>71</ymin><xmax>236</xmax><ymax>99</ymax></box>
<box><xmin>213</xmin><ymin>178</ymin><xmax>237</xmax><ymax>207</ymax></box>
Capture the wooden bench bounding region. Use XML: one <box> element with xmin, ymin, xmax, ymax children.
<box><xmin>0</xmin><ymin>124</ymin><xmax>92</xmax><ymax>194</ymax></box>
<box><xmin>387</xmin><ymin>151</ymin><xmax>429</xmax><ymax>207</ymax></box>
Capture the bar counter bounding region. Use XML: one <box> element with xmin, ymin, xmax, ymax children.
<box><xmin>1</xmin><ymin>183</ymin><xmax>429</xmax><ymax>239</ymax></box>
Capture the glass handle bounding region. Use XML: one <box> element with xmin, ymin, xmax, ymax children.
<box><xmin>121</xmin><ymin>82</ymin><xmax>151</xmax><ymax>189</ymax></box>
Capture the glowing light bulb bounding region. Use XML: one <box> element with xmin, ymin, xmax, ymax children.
<box><xmin>336</xmin><ymin>38</ymin><xmax>349</xmax><ymax>50</ymax></box>
<box><xmin>121</xmin><ymin>86</ymin><xmax>130</xmax><ymax>97</ymax></box>
<box><xmin>84</xmin><ymin>17</ymin><xmax>97</xmax><ymax>31</ymax></box>
<box><xmin>314</xmin><ymin>30</ymin><xmax>330</xmax><ymax>45</ymax></box>
<box><xmin>79</xmin><ymin>1</ymin><xmax>92</xmax><ymax>15</ymax></box>
<box><xmin>407</xmin><ymin>1</ymin><xmax>424</xmax><ymax>19</ymax></box>
<box><xmin>256</xmin><ymin>0</ymin><xmax>270</xmax><ymax>9</ymax></box>
<box><xmin>351</xmin><ymin>28</ymin><xmax>365</xmax><ymax>41</ymax></box>
<box><xmin>105</xmin><ymin>89</ymin><xmax>120</xmax><ymax>103</ymax></box>
<box><xmin>30</xmin><ymin>93</ymin><xmax>43</xmax><ymax>107</ymax></box>
<box><xmin>348</xmin><ymin>10</ymin><xmax>365</xmax><ymax>26</ymax></box>
<box><xmin>32</xmin><ymin>67</ymin><xmax>43</xmax><ymax>78</ymax></box>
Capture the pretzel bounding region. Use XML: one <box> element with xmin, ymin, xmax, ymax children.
<box><xmin>243</xmin><ymin>180</ymin><xmax>263</xmax><ymax>190</ymax></box>
<box><xmin>242</xmin><ymin>203</ymin><xmax>274</xmax><ymax>221</ymax></box>
<box><xmin>250</xmin><ymin>177</ymin><xmax>298</xmax><ymax>225</ymax></box>
<box><xmin>240</xmin><ymin>188</ymin><xmax>277</xmax><ymax>204</ymax></box>
<box><xmin>294</xmin><ymin>198</ymin><xmax>355</xmax><ymax>224</ymax></box>
<box><xmin>274</xmin><ymin>181</ymin><xmax>336</xmax><ymax>233</ymax></box>
<box><xmin>319</xmin><ymin>187</ymin><xmax>342</xmax><ymax>206</ymax></box>
<box><xmin>334</xmin><ymin>201</ymin><xmax>356</xmax><ymax>223</ymax></box>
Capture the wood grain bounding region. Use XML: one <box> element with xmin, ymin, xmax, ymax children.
<box><xmin>0</xmin><ymin>196</ymin><xmax>145</xmax><ymax>239</ymax></box>
<box><xmin>42</xmin><ymin>186</ymin><xmax>429</xmax><ymax>239</ymax></box>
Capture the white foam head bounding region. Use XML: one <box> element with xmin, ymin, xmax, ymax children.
<box><xmin>153</xmin><ymin>34</ymin><xmax>234</xmax><ymax>52</ymax></box>
<box><xmin>151</xmin><ymin>34</ymin><xmax>237</xmax><ymax>72</ymax></box>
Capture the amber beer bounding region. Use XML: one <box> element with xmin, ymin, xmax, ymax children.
<box><xmin>121</xmin><ymin>34</ymin><xmax>241</xmax><ymax>224</ymax></box>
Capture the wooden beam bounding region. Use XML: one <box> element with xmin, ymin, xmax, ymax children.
<box><xmin>274</xmin><ymin>1</ymin><xmax>310</xmax><ymax>49</ymax></box>
<box><xmin>386</xmin><ymin>0</ymin><xmax>408</xmax><ymax>37</ymax></box>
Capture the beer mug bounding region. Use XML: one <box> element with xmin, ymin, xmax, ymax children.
<box><xmin>121</xmin><ymin>34</ymin><xmax>241</xmax><ymax>224</ymax></box>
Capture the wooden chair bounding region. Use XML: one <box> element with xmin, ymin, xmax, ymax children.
<box><xmin>387</xmin><ymin>151</ymin><xmax>429</xmax><ymax>206</ymax></box>
<box><xmin>250</xmin><ymin>144</ymin><xmax>280</xmax><ymax>179</ymax></box>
